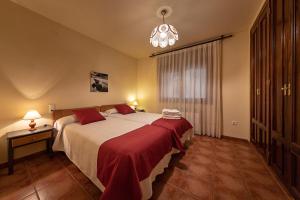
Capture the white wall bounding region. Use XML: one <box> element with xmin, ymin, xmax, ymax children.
<box><xmin>137</xmin><ymin>58</ymin><xmax>158</xmax><ymax>113</ymax></box>
<box><xmin>0</xmin><ymin>0</ymin><xmax>137</xmax><ymax>164</ymax></box>
<box><xmin>222</xmin><ymin>30</ymin><xmax>250</xmax><ymax>140</ymax></box>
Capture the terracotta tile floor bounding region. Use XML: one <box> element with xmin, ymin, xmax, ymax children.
<box><xmin>0</xmin><ymin>136</ymin><xmax>292</xmax><ymax>200</ymax></box>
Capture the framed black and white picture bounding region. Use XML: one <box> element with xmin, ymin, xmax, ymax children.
<box><xmin>90</xmin><ymin>71</ymin><xmax>108</xmax><ymax>92</ymax></box>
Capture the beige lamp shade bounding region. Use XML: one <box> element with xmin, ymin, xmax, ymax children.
<box><xmin>132</xmin><ymin>101</ymin><xmax>138</xmax><ymax>106</ymax></box>
<box><xmin>23</xmin><ymin>110</ymin><xmax>41</xmax><ymax>120</ymax></box>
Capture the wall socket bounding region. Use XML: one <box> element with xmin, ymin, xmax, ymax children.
<box><xmin>232</xmin><ymin>121</ymin><xmax>240</xmax><ymax>126</ymax></box>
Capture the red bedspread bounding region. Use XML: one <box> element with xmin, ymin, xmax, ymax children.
<box><xmin>152</xmin><ymin>117</ymin><xmax>193</xmax><ymax>138</ymax></box>
<box><xmin>97</xmin><ymin>125</ymin><xmax>184</xmax><ymax>200</ymax></box>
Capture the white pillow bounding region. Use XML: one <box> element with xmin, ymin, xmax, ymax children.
<box><xmin>105</xmin><ymin>108</ymin><xmax>118</xmax><ymax>115</ymax></box>
<box><xmin>54</xmin><ymin>115</ymin><xmax>77</xmax><ymax>132</ymax></box>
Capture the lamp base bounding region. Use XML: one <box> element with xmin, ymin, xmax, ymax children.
<box><xmin>29</xmin><ymin>120</ymin><xmax>37</xmax><ymax>131</ymax></box>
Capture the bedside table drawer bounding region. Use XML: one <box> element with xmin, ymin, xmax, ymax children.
<box><xmin>11</xmin><ymin>131</ymin><xmax>52</xmax><ymax>147</ymax></box>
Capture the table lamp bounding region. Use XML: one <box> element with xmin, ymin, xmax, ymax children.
<box><xmin>132</xmin><ymin>101</ymin><xmax>138</xmax><ymax>110</ymax></box>
<box><xmin>23</xmin><ymin>110</ymin><xmax>41</xmax><ymax>131</ymax></box>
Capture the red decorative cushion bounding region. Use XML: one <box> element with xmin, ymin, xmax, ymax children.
<box><xmin>115</xmin><ymin>104</ymin><xmax>135</xmax><ymax>115</ymax></box>
<box><xmin>73</xmin><ymin>108</ymin><xmax>105</xmax><ymax>125</ymax></box>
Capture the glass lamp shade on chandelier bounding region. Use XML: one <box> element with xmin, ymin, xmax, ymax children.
<box><xmin>150</xmin><ymin>9</ymin><xmax>179</xmax><ymax>48</ymax></box>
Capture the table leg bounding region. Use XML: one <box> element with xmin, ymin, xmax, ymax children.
<box><xmin>46</xmin><ymin>138</ymin><xmax>53</xmax><ymax>157</ymax></box>
<box><xmin>8</xmin><ymin>139</ymin><xmax>13</xmax><ymax>175</ymax></box>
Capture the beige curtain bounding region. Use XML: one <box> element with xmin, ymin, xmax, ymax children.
<box><xmin>157</xmin><ymin>41</ymin><xmax>222</xmax><ymax>138</ymax></box>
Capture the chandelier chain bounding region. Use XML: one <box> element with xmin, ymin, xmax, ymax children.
<box><xmin>161</xmin><ymin>10</ymin><xmax>166</xmax><ymax>24</ymax></box>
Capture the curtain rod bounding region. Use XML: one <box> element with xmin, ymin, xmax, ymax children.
<box><xmin>149</xmin><ymin>34</ymin><xmax>233</xmax><ymax>57</ymax></box>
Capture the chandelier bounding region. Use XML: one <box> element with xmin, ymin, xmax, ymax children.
<box><xmin>150</xmin><ymin>9</ymin><xmax>179</xmax><ymax>48</ymax></box>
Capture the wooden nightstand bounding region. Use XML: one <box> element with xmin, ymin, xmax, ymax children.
<box><xmin>135</xmin><ymin>109</ymin><xmax>145</xmax><ymax>112</ymax></box>
<box><xmin>7</xmin><ymin>125</ymin><xmax>54</xmax><ymax>175</ymax></box>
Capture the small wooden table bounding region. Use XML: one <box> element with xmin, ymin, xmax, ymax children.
<box><xmin>7</xmin><ymin>125</ymin><xmax>54</xmax><ymax>175</ymax></box>
<box><xmin>135</xmin><ymin>109</ymin><xmax>145</xmax><ymax>112</ymax></box>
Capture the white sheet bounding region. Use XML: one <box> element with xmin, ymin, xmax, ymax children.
<box><xmin>52</xmin><ymin>116</ymin><xmax>191</xmax><ymax>199</ymax></box>
<box><xmin>110</xmin><ymin>112</ymin><xmax>194</xmax><ymax>140</ymax></box>
<box><xmin>110</xmin><ymin>112</ymin><xmax>162</xmax><ymax>124</ymax></box>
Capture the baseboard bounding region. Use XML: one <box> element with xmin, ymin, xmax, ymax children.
<box><xmin>221</xmin><ymin>135</ymin><xmax>249</xmax><ymax>143</ymax></box>
<box><xmin>0</xmin><ymin>150</ymin><xmax>48</xmax><ymax>169</ymax></box>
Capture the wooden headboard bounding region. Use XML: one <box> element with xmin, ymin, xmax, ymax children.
<box><xmin>52</xmin><ymin>106</ymin><xmax>101</xmax><ymax>122</ymax></box>
<box><xmin>100</xmin><ymin>104</ymin><xmax>119</xmax><ymax>112</ymax></box>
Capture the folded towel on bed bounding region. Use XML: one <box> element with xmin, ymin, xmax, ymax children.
<box><xmin>162</xmin><ymin>108</ymin><xmax>182</xmax><ymax>119</ymax></box>
<box><xmin>162</xmin><ymin>116</ymin><xmax>181</xmax><ymax>119</ymax></box>
<box><xmin>162</xmin><ymin>108</ymin><xmax>181</xmax><ymax>114</ymax></box>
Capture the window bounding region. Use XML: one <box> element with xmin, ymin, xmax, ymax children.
<box><xmin>184</xmin><ymin>67</ymin><xmax>207</xmax><ymax>99</ymax></box>
<box><xmin>160</xmin><ymin>67</ymin><xmax>207</xmax><ymax>100</ymax></box>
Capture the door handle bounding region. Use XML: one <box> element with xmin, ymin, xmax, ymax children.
<box><xmin>281</xmin><ymin>84</ymin><xmax>287</xmax><ymax>96</ymax></box>
<box><xmin>287</xmin><ymin>83</ymin><xmax>291</xmax><ymax>96</ymax></box>
<box><xmin>256</xmin><ymin>88</ymin><xmax>261</xmax><ymax>96</ymax></box>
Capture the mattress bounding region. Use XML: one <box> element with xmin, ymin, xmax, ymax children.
<box><xmin>52</xmin><ymin>116</ymin><xmax>190</xmax><ymax>200</ymax></box>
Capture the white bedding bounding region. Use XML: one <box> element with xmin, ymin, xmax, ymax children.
<box><xmin>53</xmin><ymin>117</ymin><xmax>145</xmax><ymax>191</ymax></box>
<box><xmin>110</xmin><ymin>112</ymin><xmax>194</xmax><ymax>140</ymax></box>
<box><xmin>52</xmin><ymin>115</ymin><xmax>191</xmax><ymax>199</ymax></box>
<box><xmin>109</xmin><ymin>112</ymin><xmax>162</xmax><ymax>124</ymax></box>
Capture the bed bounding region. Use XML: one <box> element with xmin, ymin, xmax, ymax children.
<box><xmin>52</xmin><ymin>106</ymin><xmax>192</xmax><ymax>200</ymax></box>
<box><xmin>100</xmin><ymin>104</ymin><xmax>194</xmax><ymax>141</ymax></box>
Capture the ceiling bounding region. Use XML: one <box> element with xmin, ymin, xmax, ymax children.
<box><xmin>11</xmin><ymin>0</ymin><xmax>263</xmax><ymax>59</ymax></box>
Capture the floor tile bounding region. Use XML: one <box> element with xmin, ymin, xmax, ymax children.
<box><xmin>26</xmin><ymin>155</ymin><xmax>65</xmax><ymax>182</ymax></box>
<box><xmin>213</xmin><ymin>172</ymin><xmax>250</xmax><ymax>200</ymax></box>
<box><xmin>37</xmin><ymin>172</ymin><xmax>90</xmax><ymax>200</ymax></box>
<box><xmin>0</xmin><ymin>163</ymin><xmax>35</xmax><ymax>200</ymax></box>
<box><xmin>247</xmin><ymin>184</ymin><xmax>288</xmax><ymax>200</ymax></box>
<box><xmin>151</xmin><ymin>183</ymin><xmax>198</xmax><ymax>200</ymax></box>
<box><xmin>34</xmin><ymin>168</ymin><xmax>71</xmax><ymax>190</ymax></box>
<box><xmin>167</xmin><ymin>167</ymin><xmax>212</xmax><ymax>199</ymax></box>
<box><xmin>22</xmin><ymin>192</ymin><xmax>39</xmax><ymax>200</ymax></box>
<box><xmin>0</xmin><ymin>136</ymin><xmax>291</xmax><ymax>200</ymax></box>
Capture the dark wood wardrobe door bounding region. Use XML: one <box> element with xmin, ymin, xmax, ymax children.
<box><xmin>270</xmin><ymin>0</ymin><xmax>283</xmax><ymax>175</ymax></box>
<box><xmin>292</xmin><ymin>0</ymin><xmax>300</xmax><ymax>197</ymax></box>
<box><xmin>252</xmin><ymin>0</ymin><xmax>300</xmax><ymax>198</ymax></box>
<box><xmin>250</xmin><ymin>2</ymin><xmax>271</xmax><ymax>161</ymax></box>
<box><xmin>270</xmin><ymin>0</ymin><xmax>293</xmax><ymax>184</ymax></box>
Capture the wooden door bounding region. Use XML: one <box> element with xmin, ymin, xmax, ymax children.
<box><xmin>250</xmin><ymin>2</ymin><xmax>271</xmax><ymax>161</ymax></box>
<box><xmin>291</xmin><ymin>0</ymin><xmax>300</xmax><ymax>198</ymax></box>
<box><xmin>270</xmin><ymin>0</ymin><xmax>293</xmax><ymax>185</ymax></box>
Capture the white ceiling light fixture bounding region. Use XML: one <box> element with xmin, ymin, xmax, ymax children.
<box><xmin>150</xmin><ymin>9</ymin><xmax>179</xmax><ymax>48</ymax></box>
